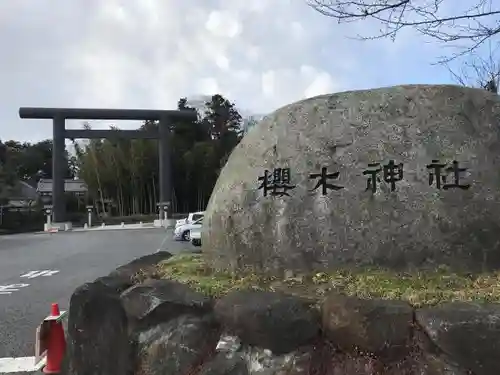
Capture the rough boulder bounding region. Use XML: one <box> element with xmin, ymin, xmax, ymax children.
<box><xmin>203</xmin><ymin>84</ymin><xmax>500</xmax><ymax>274</ymax></box>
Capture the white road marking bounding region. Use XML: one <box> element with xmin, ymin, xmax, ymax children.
<box><xmin>0</xmin><ymin>356</ymin><xmax>46</xmax><ymax>373</ymax></box>
<box><xmin>20</xmin><ymin>270</ymin><xmax>60</xmax><ymax>279</ymax></box>
<box><xmin>0</xmin><ymin>283</ymin><xmax>30</xmax><ymax>295</ymax></box>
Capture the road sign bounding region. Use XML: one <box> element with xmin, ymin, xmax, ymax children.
<box><xmin>37</xmin><ymin>179</ymin><xmax>88</xmax><ymax>194</ymax></box>
<box><xmin>156</xmin><ymin>201</ymin><xmax>170</xmax><ymax>206</ymax></box>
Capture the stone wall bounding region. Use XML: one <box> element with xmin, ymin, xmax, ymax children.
<box><xmin>62</xmin><ymin>252</ymin><xmax>500</xmax><ymax>375</ymax></box>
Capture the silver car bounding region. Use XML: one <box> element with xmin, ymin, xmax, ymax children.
<box><xmin>173</xmin><ymin>217</ymin><xmax>203</xmax><ymax>241</ymax></box>
<box><xmin>190</xmin><ymin>226</ymin><xmax>202</xmax><ymax>247</ymax></box>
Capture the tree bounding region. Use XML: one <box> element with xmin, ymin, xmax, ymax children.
<box><xmin>204</xmin><ymin>94</ymin><xmax>243</xmax><ymax>139</ymax></box>
<box><xmin>71</xmin><ymin>94</ymin><xmax>244</xmax><ymax>217</ymax></box>
<box><xmin>0</xmin><ymin>141</ymin><xmax>6</xmax><ymax>165</ymax></box>
<box><xmin>0</xmin><ymin>142</ymin><xmax>16</xmax><ymax>205</ymax></box>
<box><xmin>444</xmin><ymin>45</ymin><xmax>500</xmax><ymax>93</ymax></box>
<box><xmin>202</xmin><ymin>94</ymin><xmax>243</xmax><ymax>179</ymax></box>
<box><xmin>3</xmin><ymin>139</ymin><xmax>74</xmax><ymax>182</ymax></box>
<box><xmin>307</xmin><ymin>0</ymin><xmax>500</xmax><ymax>61</ymax></box>
<box><xmin>0</xmin><ymin>165</ymin><xmax>15</xmax><ymax>204</ymax></box>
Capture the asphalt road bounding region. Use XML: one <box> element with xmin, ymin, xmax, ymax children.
<box><xmin>0</xmin><ymin>228</ymin><xmax>190</xmax><ymax>360</ymax></box>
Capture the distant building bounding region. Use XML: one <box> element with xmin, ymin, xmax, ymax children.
<box><xmin>6</xmin><ymin>180</ymin><xmax>39</xmax><ymax>208</ymax></box>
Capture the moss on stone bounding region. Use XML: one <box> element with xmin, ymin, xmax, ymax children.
<box><xmin>156</xmin><ymin>253</ymin><xmax>500</xmax><ymax>307</ymax></box>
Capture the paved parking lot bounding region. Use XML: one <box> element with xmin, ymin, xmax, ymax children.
<box><xmin>0</xmin><ymin>228</ymin><xmax>190</xmax><ymax>373</ymax></box>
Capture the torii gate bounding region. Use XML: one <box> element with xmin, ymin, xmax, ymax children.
<box><xmin>19</xmin><ymin>107</ymin><xmax>197</xmax><ymax>228</ymax></box>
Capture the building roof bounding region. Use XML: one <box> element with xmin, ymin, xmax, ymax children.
<box><xmin>9</xmin><ymin>180</ymin><xmax>38</xmax><ymax>200</ymax></box>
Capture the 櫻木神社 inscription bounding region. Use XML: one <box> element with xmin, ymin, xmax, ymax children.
<box><xmin>203</xmin><ymin>85</ymin><xmax>500</xmax><ymax>274</ymax></box>
<box><xmin>257</xmin><ymin>159</ymin><xmax>470</xmax><ymax>197</ymax></box>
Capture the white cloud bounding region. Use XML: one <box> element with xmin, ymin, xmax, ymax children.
<box><xmin>215</xmin><ymin>55</ymin><xmax>230</xmax><ymax>70</ymax></box>
<box><xmin>197</xmin><ymin>78</ymin><xmax>221</xmax><ymax>96</ymax></box>
<box><xmin>0</xmin><ymin>0</ymin><xmax>457</xmax><ymax>142</ymax></box>
<box><xmin>205</xmin><ymin>10</ymin><xmax>242</xmax><ymax>38</ymax></box>
<box><xmin>261</xmin><ymin>71</ymin><xmax>276</xmax><ymax>98</ymax></box>
<box><xmin>304</xmin><ymin>71</ymin><xmax>334</xmax><ymax>98</ymax></box>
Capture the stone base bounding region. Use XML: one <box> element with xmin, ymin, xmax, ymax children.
<box><xmin>154</xmin><ymin>219</ymin><xmax>175</xmax><ymax>228</ymax></box>
<box><xmin>45</xmin><ymin>222</ymin><xmax>73</xmax><ymax>232</ymax></box>
<box><xmin>66</xmin><ymin>257</ymin><xmax>500</xmax><ymax>375</ymax></box>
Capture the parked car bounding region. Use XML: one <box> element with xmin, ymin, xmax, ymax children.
<box><xmin>175</xmin><ymin>211</ymin><xmax>205</xmax><ymax>228</ymax></box>
<box><xmin>173</xmin><ymin>217</ymin><xmax>203</xmax><ymax>241</ymax></box>
<box><xmin>190</xmin><ymin>226</ymin><xmax>201</xmax><ymax>247</ymax></box>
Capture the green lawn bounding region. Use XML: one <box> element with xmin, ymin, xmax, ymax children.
<box><xmin>154</xmin><ymin>253</ymin><xmax>500</xmax><ymax>307</ymax></box>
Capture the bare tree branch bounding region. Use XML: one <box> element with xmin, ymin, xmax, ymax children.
<box><xmin>307</xmin><ymin>0</ymin><xmax>500</xmax><ymax>60</ymax></box>
<box><xmin>444</xmin><ymin>40</ymin><xmax>500</xmax><ymax>92</ymax></box>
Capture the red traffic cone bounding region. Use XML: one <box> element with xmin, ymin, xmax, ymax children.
<box><xmin>50</xmin><ymin>303</ymin><xmax>60</xmax><ymax>317</ymax></box>
<box><xmin>43</xmin><ymin>303</ymin><xmax>66</xmax><ymax>374</ymax></box>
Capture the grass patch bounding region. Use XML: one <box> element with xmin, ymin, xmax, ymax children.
<box><xmin>156</xmin><ymin>253</ymin><xmax>500</xmax><ymax>307</ymax></box>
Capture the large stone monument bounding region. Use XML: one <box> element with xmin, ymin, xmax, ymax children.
<box><xmin>203</xmin><ymin>85</ymin><xmax>500</xmax><ymax>274</ymax></box>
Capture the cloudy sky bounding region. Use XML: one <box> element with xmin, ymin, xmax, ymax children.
<box><xmin>0</xmin><ymin>0</ymin><xmax>472</xmax><ymax>142</ymax></box>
